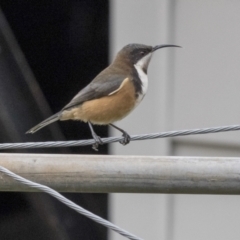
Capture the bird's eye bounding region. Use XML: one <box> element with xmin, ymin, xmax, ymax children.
<box><xmin>140</xmin><ymin>51</ymin><xmax>145</xmax><ymax>56</ymax></box>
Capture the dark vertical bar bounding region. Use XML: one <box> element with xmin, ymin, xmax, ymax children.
<box><xmin>0</xmin><ymin>1</ymin><xmax>109</xmax><ymax>239</ymax></box>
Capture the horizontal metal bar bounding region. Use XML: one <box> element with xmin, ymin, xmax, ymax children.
<box><xmin>0</xmin><ymin>153</ymin><xmax>240</xmax><ymax>194</ymax></box>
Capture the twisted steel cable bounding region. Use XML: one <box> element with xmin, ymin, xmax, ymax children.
<box><xmin>0</xmin><ymin>124</ymin><xmax>239</xmax><ymax>239</ymax></box>
<box><xmin>0</xmin><ymin>124</ymin><xmax>239</xmax><ymax>149</ymax></box>
<box><xmin>0</xmin><ymin>166</ymin><xmax>143</xmax><ymax>240</ymax></box>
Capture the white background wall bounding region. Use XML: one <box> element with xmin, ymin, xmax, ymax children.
<box><xmin>109</xmin><ymin>1</ymin><xmax>240</xmax><ymax>240</ymax></box>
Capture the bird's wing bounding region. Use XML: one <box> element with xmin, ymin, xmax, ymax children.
<box><xmin>62</xmin><ymin>70</ymin><xmax>127</xmax><ymax>111</ymax></box>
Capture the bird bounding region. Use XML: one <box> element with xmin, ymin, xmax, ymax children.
<box><xmin>26</xmin><ymin>43</ymin><xmax>180</xmax><ymax>150</ymax></box>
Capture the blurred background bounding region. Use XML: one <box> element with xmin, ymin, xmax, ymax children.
<box><xmin>0</xmin><ymin>1</ymin><xmax>108</xmax><ymax>239</ymax></box>
<box><xmin>0</xmin><ymin>1</ymin><xmax>240</xmax><ymax>240</ymax></box>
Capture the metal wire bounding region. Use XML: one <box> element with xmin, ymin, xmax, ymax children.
<box><xmin>0</xmin><ymin>166</ymin><xmax>143</xmax><ymax>240</ymax></box>
<box><xmin>0</xmin><ymin>124</ymin><xmax>239</xmax><ymax>149</ymax></box>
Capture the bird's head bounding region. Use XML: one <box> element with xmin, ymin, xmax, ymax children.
<box><xmin>115</xmin><ymin>43</ymin><xmax>181</xmax><ymax>73</ymax></box>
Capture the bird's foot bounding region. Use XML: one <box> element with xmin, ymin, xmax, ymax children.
<box><xmin>119</xmin><ymin>132</ymin><xmax>131</xmax><ymax>145</ymax></box>
<box><xmin>92</xmin><ymin>134</ymin><xmax>103</xmax><ymax>151</ymax></box>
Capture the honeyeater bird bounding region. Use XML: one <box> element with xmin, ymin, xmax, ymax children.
<box><xmin>27</xmin><ymin>43</ymin><xmax>180</xmax><ymax>150</ymax></box>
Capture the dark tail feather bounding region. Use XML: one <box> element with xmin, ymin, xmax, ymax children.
<box><xmin>26</xmin><ymin>113</ymin><xmax>60</xmax><ymax>134</ymax></box>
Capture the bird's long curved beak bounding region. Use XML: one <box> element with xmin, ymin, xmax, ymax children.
<box><xmin>152</xmin><ymin>44</ymin><xmax>181</xmax><ymax>52</ymax></box>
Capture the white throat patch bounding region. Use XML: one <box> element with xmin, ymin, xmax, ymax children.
<box><xmin>135</xmin><ymin>52</ymin><xmax>152</xmax><ymax>70</ymax></box>
<box><xmin>134</xmin><ymin>53</ymin><xmax>152</xmax><ymax>105</ymax></box>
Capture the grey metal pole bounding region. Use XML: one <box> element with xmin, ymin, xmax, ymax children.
<box><xmin>0</xmin><ymin>153</ymin><xmax>240</xmax><ymax>194</ymax></box>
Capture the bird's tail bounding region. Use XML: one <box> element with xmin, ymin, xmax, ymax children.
<box><xmin>26</xmin><ymin>112</ymin><xmax>61</xmax><ymax>134</ymax></box>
